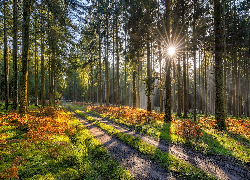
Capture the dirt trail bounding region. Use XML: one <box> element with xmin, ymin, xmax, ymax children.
<box><xmin>80</xmin><ymin>109</ymin><xmax>250</xmax><ymax>180</ymax></box>
<box><xmin>69</xmin><ymin>109</ymin><xmax>178</xmax><ymax>180</ymax></box>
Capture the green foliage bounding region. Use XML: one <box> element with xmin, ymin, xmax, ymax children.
<box><xmin>72</xmin><ymin>103</ymin><xmax>250</xmax><ymax>164</ymax></box>
<box><xmin>0</xmin><ymin>106</ymin><xmax>132</xmax><ymax>179</ymax></box>
<box><xmin>70</xmin><ymin>104</ymin><xmax>217</xmax><ymax>179</ymax></box>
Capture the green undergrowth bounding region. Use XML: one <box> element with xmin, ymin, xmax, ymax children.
<box><xmin>72</xmin><ymin>103</ymin><xmax>250</xmax><ymax>164</ymax></box>
<box><xmin>69</xmin><ymin>104</ymin><xmax>217</xmax><ymax>180</ymax></box>
<box><xmin>0</xmin><ymin>106</ymin><xmax>132</xmax><ymax>180</ymax></box>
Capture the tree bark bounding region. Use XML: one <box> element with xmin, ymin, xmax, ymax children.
<box><xmin>173</xmin><ymin>61</ymin><xmax>176</xmax><ymax>113</ymax></box>
<box><xmin>193</xmin><ymin>0</ymin><xmax>197</xmax><ymax>121</ymax></box>
<box><xmin>41</xmin><ymin>0</ymin><xmax>46</xmax><ymax>107</ymax></box>
<box><xmin>19</xmin><ymin>0</ymin><xmax>32</xmax><ymax>114</ymax></box>
<box><xmin>112</xmin><ymin>16</ymin><xmax>115</xmax><ymax>106</ymax></box>
<box><xmin>146</xmin><ymin>34</ymin><xmax>151</xmax><ymax>111</ymax></box>
<box><xmin>4</xmin><ymin>0</ymin><xmax>9</xmax><ymax>110</ymax></box>
<box><xmin>214</xmin><ymin>0</ymin><xmax>225</xmax><ymax>130</ymax></box>
<box><xmin>97</xmin><ymin>0</ymin><xmax>102</xmax><ymax>105</ymax></box>
<box><xmin>177</xmin><ymin>57</ymin><xmax>181</xmax><ymax>116</ymax></box>
<box><xmin>164</xmin><ymin>0</ymin><xmax>171</xmax><ymax>122</ymax></box>
<box><xmin>34</xmin><ymin>11</ymin><xmax>39</xmax><ymax>106</ymax></box>
<box><xmin>116</xmin><ymin>12</ymin><xmax>121</xmax><ymax>106</ymax></box>
<box><xmin>105</xmin><ymin>13</ymin><xmax>109</xmax><ymax>107</ymax></box>
<box><xmin>13</xmin><ymin>0</ymin><xmax>18</xmax><ymax>109</ymax></box>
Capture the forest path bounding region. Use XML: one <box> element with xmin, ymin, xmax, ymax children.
<box><xmin>66</xmin><ymin>105</ymin><xmax>178</xmax><ymax>180</ymax></box>
<box><xmin>71</xmin><ymin>105</ymin><xmax>250</xmax><ymax>180</ymax></box>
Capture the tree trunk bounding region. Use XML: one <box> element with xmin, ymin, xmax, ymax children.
<box><xmin>137</xmin><ymin>56</ymin><xmax>141</xmax><ymax>108</ymax></box>
<box><xmin>19</xmin><ymin>0</ymin><xmax>32</xmax><ymax>114</ymax></box>
<box><xmin>112</xmin><ymin>16</ymin><xmax>115</xmax><ymax>106</ymax></box>
<box><xmin>193</xmin><ymin>0</ymin><xmax>197</xmax><ymax>121</ymax></box>
<box><xmin>173</xmin><ymin>61</ymin><xmax>176</xmax><ymax>113</ymax></box>
<box><xmin>105</xmin><ymin>14</ymin><xmax>109</xmax><ymax>107</ymax></box>
<box><xmin>4</xmin><ymin>0</ymin><xmax>9</xmax><ymax>110</ymax></box>
<box><xmin>146</xmin><ymin>35</ymin><xmax>151</xmax><ymax>111</ymax></box>
<box><xmin>116</xmin><ymin>12</ymin><xmax>121</xmax><ymax>106</ymax></box>
<box><xmin>132</xmin><ymin>65</ymin><xmax>136</xmax><ymax>108</ymax></box>
<box><xmin>182</xmin><ymin>0</ymin><xmax>188</xmax><ymax>118</ymax></box>
<box><xmin>13</xmin><ymin>0</ymin><xmax>18</xmax><ymax>109</ymax></box>
<box><xmin>159</xmin><ymin>42</ymin><xmax>163</xmax><ymax>113</ymax></box>
<box><xmin>214</xmin><ymin>0</ymin><xmax>225</xmax><ymax>130</ymax></box>
<box><xmin>177</xmin><ymin>57</ymin><xmax>181</xmax><ymax>116</ymax></box>
<box><xmin>164</xmin><ymin>0</ymin><xmax>171</xmax><ymax>122</ymax></box>
<box><xmin>99</xmin><ymin>22</ymin><xmax>102</xmax><ymax>106</ymax></box>
<box><xmin>204</xmin><ymin>46</ymin><xmax>208</xmax><ymax>116</ymax></box>
<box><xmin>41</xmin><ymin>1</ymin><xmax>46</xmax><ymax>107</ymax></box>
<box><xmin>34</xmin><ymin>12</ymin><xmax>39</xmax><ymax>106</ymax></box>
<box><xmin>223</xmin><ymin>0</ymin><xmax>227</xmax><ymax>116</ymax></box>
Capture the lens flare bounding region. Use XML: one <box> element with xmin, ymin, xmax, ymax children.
<box><xmin>168</xmin><ymin>47</ymin><xmax>175</xmax><ymax>56</ymax></box>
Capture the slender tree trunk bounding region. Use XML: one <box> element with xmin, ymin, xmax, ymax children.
<box><xmin>41</xmin><ymin>1</ymin><xmax>45</xmax><ymax>107</ymax></box>
<box><xmin>13</xmin><ymin>0</ymin><xmax>18</xmax><ymax>109</ymax></box>
<box><xmin>4</xmin><ymin>0</ymin><xmax>9</xmax><ymax>110</ymax></box>
<box><xmin>238</xmin><ymin>63</ymin><xmax>241</xmax><ymax>117</ymax></box>
<box><xmin>151</xmin><ymin>42</ymin><xmax>155</xmax><ymax>111</ymax></box>
<box><xmin>164</xmin><ymin>0</ymin><xmax>171</xmax><ymax>122</ymax></box>
<box><xmin>204</xmin><ymin>46</ymin><xmax>208</xmax><ymax>116</ymax></box>
<box><xmin>99</xmin><ymin>22</ymin><xmax>102</xmax><ymax>106</ymax></box>
<box><xmin>116</xmin><ymin>12</ymin><xmax>121</xmax><ymax>106</ymax></box>
<box><xmin>177</xmin><ymin>57</ymin><xmax>181</xmax><ymax>116</ymax></box>
<box><xmin>34</xmin><ymin>12</ymin><xmax>39</xmax><ymax>106</ymax></box>
<box><xmin>146</xmin><ymin>34</ymin><xmax>151</xmax><ymax>111</ymax></box>
<box><xmin>232</xmin><ymin>0</ymin><xmax>238</xmax><ymax>118</ymax></box>
<box><xmin>124</xmin><ymin>40</ymin><xmax>127</xmax><ymax>107</ymax></box>
<box><xmin>214</xmin><ymin>0</ymin><xmax>225</xmax><ymax>130</ymax></box>
<box><xmin>105</xmin><ymin>14</ymin><xmax>109</xmax><ymax>107</ymax></box>
<box><xmin>247</xmin><ymin>39</ymin><xmax>250</xmax><ymax>117</ymax></box>
<box><xmin>132</xmin><ymin>64</ymin><xmax>136</xmax><ymax>108</ymax></box>
<box><xmin>19</xmin><ymin>0</ymin><xmax>32</xmax><ymax>114</ymax></box>
<box><xmin>186</xmin><ymin>53</ymin><xmax>189</xmax><ymax>113</ymax></box>
<box><xmin>159</xmin><ymin>43</ymin><xmax>163</xmax><ymax>113</ymax></box>
<box><xmin>137</xmin><ymin>55</ymin><xmax>141</xmax><ymax>108</ymax></box>
<box><xmin>182</xmin><ymin>0</ymin><xmax>188</xmax><ymax>118</ymax></box>
<box><xmin>223</xmin><ymin>0</ymin><xmax>227</xmax><ymax>116</ymax></box>
<box><xmin>173</xmin><ymin>61</ymin><xmax>176</xmax><ymax>113</ymax></box>
<box><xmin>124</xmin><ymin>5</ymin><xmax>127</xmax><ymax>107</ymax></box>
<box><xmin>193</xmin><ymin>0</ymin><xmax>197</xmax><ymax>121</ymax></box>
<box><xmin>91</xmin><ymin>66</ymin><xmax>94</xmax><ymax>103</ymax></box>
<box><xmin>199</xmin><ymin>49</ymin><xmax>201</xmax><ymax>113</ymax></box>
<box><xmin>112</xmin><ymin>16</ymin><xmax>115</xmax><ymax>106</ymax></box>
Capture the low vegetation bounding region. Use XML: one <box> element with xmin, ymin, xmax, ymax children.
<box><xmin>0</xmin><ymin>105</ymin><xmax>132</xmax><ymax>179</ymax></box>
<box><xmin>69</xmin><ymin>104</ymin><xmax>217</xmax><ymax>180</ymax></box>
<box><xmin>72</xmin><ymin>102</ymin><xmax>250</xmax><ymax>164</ymax></box>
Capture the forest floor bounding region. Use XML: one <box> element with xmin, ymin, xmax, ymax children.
<box><xmin>67</xmin><ymin>102</ymin><xmax>250</xmax><ymax>180</ymax></box>
<box><xmin>1</xmin><ymin>101</ymin><xmax>249</xmax><ymax>179</ymax></box>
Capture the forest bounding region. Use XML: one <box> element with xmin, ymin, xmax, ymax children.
<box><xmin>0</xmin><ymin>0</ymin><xmax>250</xmax><ymax>179</ymax></box>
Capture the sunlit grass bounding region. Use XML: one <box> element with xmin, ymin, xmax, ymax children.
<box><xmin>0</xmin><ymin>106</ymin><xmax>132</xmax><ymax>179</ymax></box>
<box><xmin>70</xmin><ymin>104</ymin><xmax>217</xmax><ymax>180</ymax></box>
<box><xmin>71</xmin><ymin>103</ymin><xmax>250</xmax><ymax>164</ymax></box>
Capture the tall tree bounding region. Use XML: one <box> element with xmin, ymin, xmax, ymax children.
<box><xmin>214</xmin><ymin>0</ymin><xmax>225</xmax><ymax>130</ymax></box>
<box><xmin>13</xmin><ymin>0</ymin><xmax>18</xmax><ymax>109</ymax></box>
<box><xmin>40</xmin><ymin>0</ymin><xmax>46</xmax><ymax>107</ymax></box>
<box><xmin>115</xmin><ymin>4</ymin><xmax>121</xmax><ymax>107</ymax></box>
<box><xmin>193</xmin><ymin>0</ymin><xmax>197</xmax><ymax>121</ymax></box>
<box><xmin>164</xmin><ymin>0</ymin><xmax>171</xmax><ymax>122</ymax></box>
<box><xmin>34</xmin><ymin>8</ymin><xmax>39</xmax><ymax>106</ymax></box>
<box><xmin>19</xmin><ymin>0</ymin><xmax>32</xmax><ymax>114</ymax></box>
<box><xmin>4</xmin><ymin>0</ymin><xmax>9</xmax><ymax>110</ymax></box>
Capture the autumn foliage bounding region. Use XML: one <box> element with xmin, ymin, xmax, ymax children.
<box><xmin>0</xmin><ymin>107</ymin><xmax>75</xmax><ymax>179</ymax></box>
<box><xmin>73</xmin><ymin>102</ymin><xmax>250</xmax><ymax>141</ymax></box>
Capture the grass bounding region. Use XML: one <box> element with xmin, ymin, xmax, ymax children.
<box><xmin>72</xmin><ymin>103</ymin><xmax>250</xmax><ymax>164</ymax></box>
<box><xmin>69</xmin><ymin>104</ymin><xmax>217</xmax><ymax>180</ymax></box>
<box><xmin>0</xmin><ymin>105</ymin><xmax>132</xmax><ymax>179</ymax></box>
